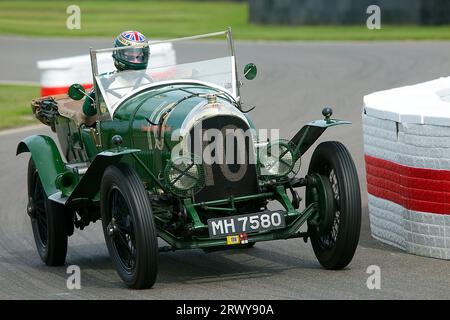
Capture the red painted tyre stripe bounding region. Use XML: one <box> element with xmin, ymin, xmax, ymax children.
<box><xmin>365</xmin><ymin>155</ymin><xmax>450</xmax><ymax>214</ymax></box>
<box><xmin>366</xmin><ymin>163</ymin><xmax>450</xmax><ymax>193</ymax></box>
<box><xmin>41</xmin><ymin>84</ymin><xmax>93</xmax><ymax>97</ymax></box>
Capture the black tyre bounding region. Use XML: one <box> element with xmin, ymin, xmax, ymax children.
<box><xmin>306</xmin><ymin>141</ymin><xmax>361</xmax><ymax>269</ymax></box>
<box><xmin>27</xmin><ymin>158</ymin><xmax>68</xmax><ymax>266</ymax></box>
<box><xmin>100</xmin><ymin>163</ymin><xmax>158</xmax><ymax>289</ymax></box>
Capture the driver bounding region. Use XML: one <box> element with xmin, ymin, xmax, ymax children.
<box><xmin>82</xmin><ymin>30</ymin><xmax>151</xmax><ymax>116</ymax></box>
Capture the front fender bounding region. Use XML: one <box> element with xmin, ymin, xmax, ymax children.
<box><xmin>17</xmin><ymin>135</ymin><xmax>65</xmax><ymax>196</ymax></box>
<box><xmin>290</xmin><ymin>119</ymin><xmax>351</xmax><ymax>156</ymax></box>
<box><xmin>66</xmin><ymin>148</ymin><xmax>141</xmax><ymax>202</ymax></box>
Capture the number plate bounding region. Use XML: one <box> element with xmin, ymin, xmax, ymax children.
<box><xmin>207</xmin><ymin>211</ymin><xmax>286</xmax><ymax>238</ymax></box>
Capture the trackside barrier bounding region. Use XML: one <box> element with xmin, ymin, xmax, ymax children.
<box><xmin>363</xmin><ymin>77</ymin><xmax>450</xmax><ymax>260</ymax></box>
<box><xmin>37</xmin><ymin>43</ymin><xmax>176</xmax><ymax>96</ymax></box>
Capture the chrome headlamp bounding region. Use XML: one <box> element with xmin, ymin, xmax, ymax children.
<box><xmin>258</xmin><ymin>139</ymin><xmax>300</xmax><ymax>180</ymax></box>
<box><xmin>164</xmin><ymin>155</ymin><xmax>205</xmax><ymax>197</ymax></box>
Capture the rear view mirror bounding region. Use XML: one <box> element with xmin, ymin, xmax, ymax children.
<box><xmin>68</xmin><ymin>84</ymin><xmax>86</xmax><ymax>101</ymax></box>
<box><xmin>244</xmin><ymin>63</ymin><xmax>257</xmax><ymax>80</ymax></box>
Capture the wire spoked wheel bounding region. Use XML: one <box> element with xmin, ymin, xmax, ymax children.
<box><xmin>31</xmin><ymin>175</ymin><xmax>48</xmax><ymax>247</ymax></box>
<box><xmin>101</xmin><ymin>163</ymin><xmax>158</xmax><ymax>289</ymax></box>
<box><xmin>27</xmin><ymin>158</ymin><xmax>68</xmax><ymax>266</ymax></box>
<box><xmin>315</xmin><ymin>169</ymin><xmax>340</xmax><ymax>250</ymax></box>
<box><xmin>306</xmin><ymin>141</ymin><xmax>361</xmax><ymax>270</ymax></box>
<box><xmin>108</xmin><ymin>188</ymin><xmax>137</xmax><ymax>273</ymax></box>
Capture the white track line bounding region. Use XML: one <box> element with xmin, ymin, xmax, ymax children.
<box><xmin>0</xmin><ymin>124</ymin><xmax>45</xmax><ymax>136</ymax></box>
<box><xmin>0</xmin><ymin>80</ymin><xmax>39</xmax><ymax>86</ymax></box>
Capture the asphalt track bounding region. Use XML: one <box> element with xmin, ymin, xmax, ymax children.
<box><xmin>1</xmin><ymin>37</ymin><xmax>450</xmax><ymax>299</ymax></box>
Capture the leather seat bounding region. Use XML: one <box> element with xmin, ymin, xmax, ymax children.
<box><xmin>52</xmin><ymin>94</ymin><xmax>97</xmax><ymax>126</ymax></box>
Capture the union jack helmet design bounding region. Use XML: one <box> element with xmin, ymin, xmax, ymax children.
<box><xmin>118</xmin><ymin>31</ymin><xmax>146</xmax><ymax>45</ymax></box>
<box><xmin>112</xmin><ymin>30</ymin><xmax>150</xmax><ymax>71</ymax></box>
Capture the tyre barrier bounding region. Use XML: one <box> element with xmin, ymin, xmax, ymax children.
<box><xmin>363</xmin><ymin>77</ymin><xmax>450</xmax><ymax>260</ymax></box>
<box><xmin>37</xmin><ymin>43</ymin><xmax>176</xmax><ymax>97</ymax></box>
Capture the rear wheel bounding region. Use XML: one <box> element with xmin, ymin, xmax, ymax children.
<box><xmin>306</xmin><ymin>141</ymin><xmax>361</xmax><ymax>269</ymax></box>
<box><xmin>100</xmin><ymin>163</ymin><xmax>158</xmax><ymax>289</ymax></box>
<box><xmin>27</xmin><ymin>158</ymin><xmax>68</xmax><ymax>266</ymax></box>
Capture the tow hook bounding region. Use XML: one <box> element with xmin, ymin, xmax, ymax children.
<box><xmin>288</xmin><ymin>187</ymin><xmax>301</xmax><ymax>209</ymax></box>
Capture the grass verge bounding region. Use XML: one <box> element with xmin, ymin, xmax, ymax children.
<box><xmin>1</xmin><ymin>1</ymin><xmax>450</xmax><ymax>40</ymax></box>
<box><xmin>0</xmin><ymin>84</ymin><xmax>39</xmax><ymax>130</ymax></box>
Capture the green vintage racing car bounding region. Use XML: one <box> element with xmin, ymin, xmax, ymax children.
<box><xmin>18</xmin><ymin>29</ymin><xmax>361</xmax><ymax>289</ymax></box>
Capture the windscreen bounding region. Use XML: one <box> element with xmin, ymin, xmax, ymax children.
<box><xmin>92</xmin><ymin>31</ymin><xmax>237</xmax><ymax>115</ymax></box>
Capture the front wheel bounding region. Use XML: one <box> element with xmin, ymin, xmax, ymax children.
<box><xmin>306</xmin><ymin>141</ymin><xmax>361</xmax><ymax>269</ymax></box>
<box><xmin>100</xmin><ymin>163</ymin><xmax>158</xmax><ymax>289</ymax></box>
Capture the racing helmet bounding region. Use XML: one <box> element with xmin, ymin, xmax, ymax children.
<box><xmin>112</xmin><ymin>30</ymin><xmax>150</xmax><ymax>71</ymax></box>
